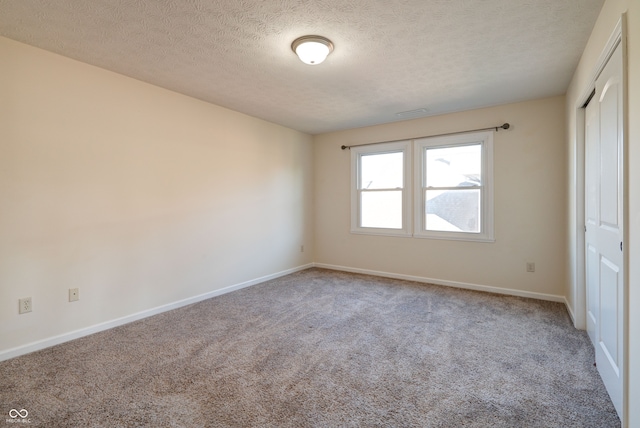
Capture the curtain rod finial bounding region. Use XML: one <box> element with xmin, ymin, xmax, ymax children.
<box><xmin>341</xmin><ymin>145</ymin><xmax>349</xmax><ymax>150</ymax></box>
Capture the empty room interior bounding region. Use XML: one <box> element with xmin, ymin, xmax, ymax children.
<box><xmin>1</xmin><ymin>0</ymin><xmax>639</xmax><ymax>426</ymax></box>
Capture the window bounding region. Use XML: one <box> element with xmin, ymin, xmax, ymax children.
<box><xmin>350</xmin><ymin>131</ymin><xmax>494</xmax><ymax>242</ymax></box>
<box><xmin>351</xmin><ymin>140</ymin><xmax>411</xmax><ymax>236</ymax></box>
<box><xmin>414</xmin><ymin>131</ymin><xmax>494</xmax><ymax>241</ymax></box>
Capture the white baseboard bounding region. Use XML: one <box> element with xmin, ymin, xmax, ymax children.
<box><xmin>564</xmin><ymin>297</ymin><xmax>577</xmax><ymax>325</ymax></box>
<box><xmin>313</xmin><ymin>263</ymin><xmax>566</xmax><ymax>303</ymax></box>
<box><xmin>0</xmin><ymin>263</ymin><xmax>314</xmax><ymax>362</ymax></box>
<box><xmin>2</xmin><ymin>262</ymin><xmax>571</xmax><ymax>362</ymax></box>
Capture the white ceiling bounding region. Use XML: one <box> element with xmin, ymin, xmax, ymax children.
<box><xmin>0</xmin><ymin>0</ymin><xmax>604</xmax><ymax>135</ymax></box>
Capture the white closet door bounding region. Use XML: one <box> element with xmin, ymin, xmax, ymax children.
<box><xmin>584</xmin><ymin>42</ymin><xmax>624</xmax><ymax>419</ymax></box>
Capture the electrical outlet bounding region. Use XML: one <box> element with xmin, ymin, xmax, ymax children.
<box><xmin>19</xmin><ymin>297</ymin><xmax>32</xmax><ymax>314</ymax></box>
<box><xmin>526</xmin><ymin>262</ymin><xmax>536</xmax><ymax>273</ymax></box>
<box><xmin>69</xmin><ymin>288</ymin><xmax>79</xmax><ymax>302</ymax></box>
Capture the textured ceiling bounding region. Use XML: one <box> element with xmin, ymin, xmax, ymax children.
<box><xmin>0</xmin><ymin>0</ymin><xmax>604</xmax><ymax>134</ymax></box>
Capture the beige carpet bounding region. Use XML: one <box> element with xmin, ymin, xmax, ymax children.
<box><xmin>0</xmin><ymin>268</ymin><xmax>620</xmax><ymax>427</ymax></box>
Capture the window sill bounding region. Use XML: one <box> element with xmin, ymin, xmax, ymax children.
<box><xmin>413</xmin><ymin>233</ymin><xmax>495</xmax><ymax>243</ymax></box>
<box><xmin>350</xmin><ymin>230</ymin><xmax>495</xmax><ymax>242</ymax></box>
<box><xmin>350</xmin><ymin>229</ymin><xmax>412</xmax><ymax>238</ymax></box>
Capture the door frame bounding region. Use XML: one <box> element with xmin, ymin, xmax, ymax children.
<box><xmin>573</xmin><ymin>14</ymin><xmax>628</xmax><ymax>424</ymax></box>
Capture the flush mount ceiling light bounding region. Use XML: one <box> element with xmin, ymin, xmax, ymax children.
<box><xmin>291</xmin><ymin>35</ymin><xmax>334</xmax><ymax>65</ymax></box>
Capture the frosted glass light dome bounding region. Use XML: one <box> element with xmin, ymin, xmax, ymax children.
<box><xmin>292</xmin><ymin>36</ymin><xmax>334</xmax><ymax>65</ymax></box>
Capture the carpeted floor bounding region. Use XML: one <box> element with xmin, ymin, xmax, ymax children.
<box><xmin>0</xmin><ymin>268</ymin><xmax>620</xmax><ymax>427</ymax></box>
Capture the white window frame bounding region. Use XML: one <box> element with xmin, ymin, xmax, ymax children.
<box><xmin>350</xmin><ymin>140</ymin><xmax>412</xmax><ymax>237</ymax></box>
<box><xmin>413</xmin><ymin>131</ymin><xmax>494</xmax><ymax>242</ymax></box>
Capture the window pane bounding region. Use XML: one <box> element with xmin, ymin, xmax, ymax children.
<box><xmin>361</xmin><ymin>152</ymin><xmax>403</xmax><ymax>189</ymax></box>
<box><xmin>425</xmin><ymin>144</ymin><xmax>481</xmax><ymax>188</ymax></box>
<box><xmin>361</xmin><ymin>190</ymin><xmax>402</xmax><ymax>229</ymax></box>
<box><xmin>425</xmin><ymin>189</ymin><xmax>480</xmax><ymax>232</ymax></box>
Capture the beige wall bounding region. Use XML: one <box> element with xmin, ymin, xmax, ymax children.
<box><xmin>565</xmin><ymin>0</ymin><xmax>639</xmax><ymax>424</ymax></box>
<box><xmin>0</xmin><ymin>37</ymin><xmax>314</xmax><ymax>355</ymax></box>
<box><xmin>314</xmin><ymin>96</ymin><xmax>567</xmax><ymax>300</ymax></box>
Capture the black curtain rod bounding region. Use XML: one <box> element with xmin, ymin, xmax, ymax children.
<box><xmin>340</xmin><ymin>123</ymin><xmax>511</xmax><ymax>150</ymax></box>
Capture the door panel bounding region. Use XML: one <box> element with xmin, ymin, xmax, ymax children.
<box><xmin>600</xmin><ymin>78</ymin><xmax>621</xmax><ymax>228</ymax></box>
<box><xmin>599</xmin><ymin>255</ymin><xmax>620</xmax><ymax>373</ymax></box>
<box><xmin>586</xmin><ymin>245</ymin><xmax>598</xmax><ymax>336</ymax></box>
